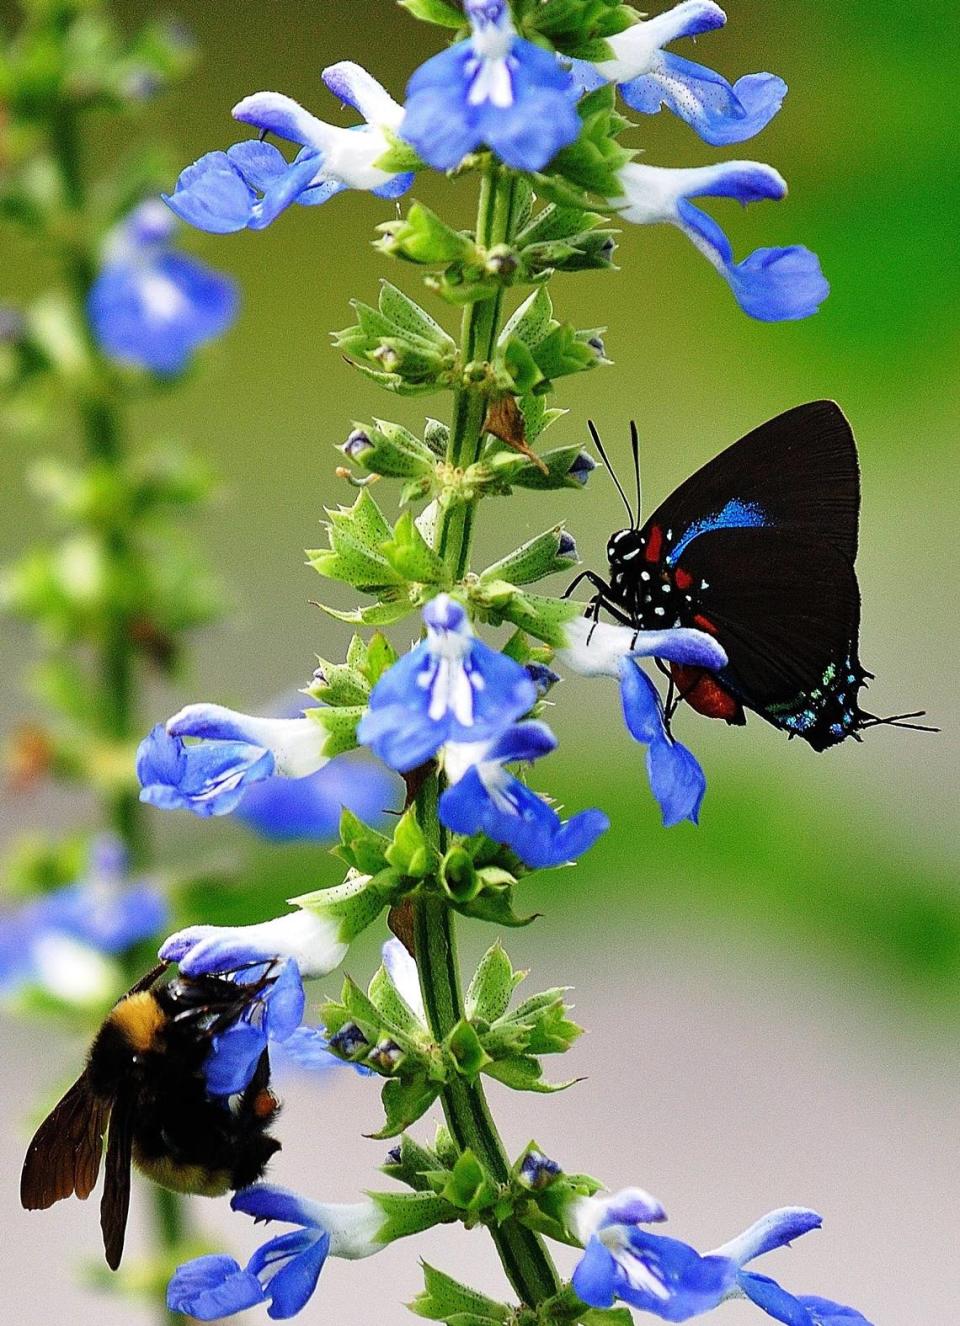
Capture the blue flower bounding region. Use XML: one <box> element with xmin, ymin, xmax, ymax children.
<box><xmin>357</xmin><ymin>594</ymin><xmax>537</xmax><ymax>773</ymax></box>
<box><xmin>613</xmin><ymin>160</ymin><xmax>829</xmax><ymax>321</ymax></box>
<box><xmin>202</xmin><ymin>959</ymin><xmax>305</xmax><ymax>1096</ymax></box>
<box><xmin>137</xmin><ymin>704</ymin><xmax>328</xmax><ymax>818</ymax></box>
<box><xmin>87</xmin><ymin>199</ymin><xmax>237</xmax><ymax>374</ymax></box>
<box><xmin>235</xmin><ymin>751</ymin><xmax>400</xmax><ymax>842</ymax></box>
<box><xmin>167</xmin><ymin>1185</ymin><xmax>386</xmax><ymax>1320</ymax></box>
<box><xmin>401</xmin><ymin>0</ymin><xmax>580</xmax><ymax>172</ymax></box>
<box><xmin>0</xmin><ymin>835</ymin><xmax>167</xmax><ymax>1005</ymax></box>
<box><xmin>160</xmin><ymin>906</ymin><xmax>349</xmax><ymax>981</ymax></box>
<box><xmin>572</xmin><ymin>0</ymin><xmax>786</xmax><ymax>147</ymax></box>
<box><xmin>165</xmin><ymin>62</ymin><xmax>413</xmax><ymax>234</ymax></box>
<box><xmin>557</xmin><ymin>618</ymin><xmax>724</xmax><ymax>826</ymax></box>
<box><xmin>441</xmin><ymin>721</ymin><xmax>609</xmax><ymax>868</ymax></box>
<box><xmin>572</xmin><ymin>1204</ymin><xmax>874</xmax><ymax>1325</ymax></box>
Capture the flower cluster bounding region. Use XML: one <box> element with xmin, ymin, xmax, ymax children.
<box><xmin>164</xmin><ymin>0</ymin><xmax>826</xmax><ymax>322</ymax></box>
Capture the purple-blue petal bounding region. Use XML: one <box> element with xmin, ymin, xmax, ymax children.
<box><xmin>167</xmin><ymin>1255</ymin><xmax>266</xmax><ymax>1320</ymax></box>
<box><xmin>204</xmin><ymin>1022</ymin><xmax>268</xmax><ymax>1095</ymax></box>
<box><xmin>740</xmin><ymin>1273</ymin><xmax>816</xmax><ymax>1326</ymax></box>
<box><xmin>235</xmin><ymin>752</ymin><xmax>399</xmax><ymax>842</ymax></box>
<box><xmin>247</xmin><ymin>1229</ymin><xmax>330</xmax><ymax>1320</ymax></box>
<box><xmin>485</xmin><ymin>719</ymin><xmax>557</xmax><ymax>767</ymax></box>
<box><xmin>797</xmin><ymin>1297</ymin><xmax>874</xmax><ymax>1326</ymax></box>
<box><xmin>262</xmin><ymin>960</ymin><xmax>305</xmax><ymax>1043</ymax></box>
<box><xmin>615</xmin><ymin>1229</ymin><xmax>736</xmax><ymax>1319</ymax></box>
<box><xmin>572</xmin><ymin>1237</ymin><xmax>619</xmax><ymax>1310</ymax></box>
<box><xmin>232</xmin><ymin>1183</ymin><xmax>320</xmax><ymax>1228</ymax></box>
<box><xmin>619</xmin><ymin>659</ymin><xmax>668</xmax><ymax>745</ymax></box>
<box><xmin>619</xmin><ymin>53</ymin><xmax>786</xmax><ymax>146</ymax></box>
<box><xmin>726</xmin><ymin>245</ymin><xmax>830</xmax><ymax>322</ymax></box>
<box><xmin>647</xmin><ymin>736</ymin><xmax>706</xmax><ymax>827</ymax></box>
<box><xmin>164</xmin><ymin>151</ymin><xmax>258</xmax><ymax>233</ymax></box>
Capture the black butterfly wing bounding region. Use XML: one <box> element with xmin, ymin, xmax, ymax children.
<box><xmin>644</xmin><ymin>400</ymin><xmax>860</xmax><ymax>561</ymax></box>
<box><xmin>100</xmin><ymin>1088</ymin><xmax>135</xmax><ymax>1270</ymax></box>
<box><xmin>20</xmin><ymin>1074</ymin><xmax>111</xmax><ymax>1210</ymax></box>
<box><xmin>634</xmin><ymin>402</ymin><xmax>867</xmax><ymax>749</ymax></box>
<box><xmin>674</xmin><ymin>528</ymin><xmax>868</xmax><ymax>748</ymax></box>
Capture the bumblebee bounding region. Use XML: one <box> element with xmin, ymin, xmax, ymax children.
<box><xmin>20</xmin><ymin>961</ymin><xmax>282</xmax><ymax>1269</ymax></box>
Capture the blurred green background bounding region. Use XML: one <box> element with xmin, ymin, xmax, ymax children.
<box><xmin>1</xmin><ymin>1</ymin><xmax>958</xmax><ymax>1321</ymax></box>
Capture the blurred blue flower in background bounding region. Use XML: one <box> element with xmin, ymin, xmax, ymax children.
<box><xmin>569</xmin><ymin>0</ymin><xmax>787</xmax><ymax>147</ymax></box>
<box><xmin>165</xmin><ymin>62</ymin><xmax>413</xmax><ymax>234</ymax></box>
<box><xmin>88</xmin><ymin>199</ymin><xmax>238</xmax><ymax>374</ymax></box>
<box><xmin>572</xmin><ymin>1203</ymin><xmax>873</xmax><ymax>1324</ymax></box>
<box><xmin>613</xmin><ymin>161</ymin><xmax>829</xmax><ymax>321</ymax></box>
<box><xmin>401</xmin><ymin>0</ymin><xmax>580</xmax><ymax>171</ymax></box>
<box><xmin>441</xmin><ymin>721</ymin><xmax>609</xmax><ymax>867</ymax></box>
<box><xmin>0</xmin><ymin>835</ymin><xmax>167</xmax><ymax>1004</ymax></box>
<box><xmin>236</xmin><ymin>750</ymin><xmax>398</xmax><ymax>842</ymax></box>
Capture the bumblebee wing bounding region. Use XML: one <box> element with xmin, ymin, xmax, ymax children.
<box><xmin>21</xmin><ymin>1074</ymin><xmax>111</xmax><ymax>1210</ymax></box>
<box><xmin>100</xmin><ymin>1088</ymin><xmax>135</xmax><ymax>1270</ymax></box>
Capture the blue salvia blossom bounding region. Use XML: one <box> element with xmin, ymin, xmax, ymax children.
<box><xmin>572</xmin><ymin>1202</ymin><xmax>874</xmax><ymax>1324</ymax></box>
<box><xmin>167</xmin><ymin>1185</ymin><xmax>386</xmax><ymax>1320</ymax></box>
<box><xmin>441</xmin><ymin>721</ymin><xmax>609</xmax><ymax>867</ymax></box>
<box><xmin>87</xmin><ymin>199</ymin><xmax>238</xmax><ymax>374</ymax></box>
<box><xmin>137</xmin><ymin>704</ymin><xmax>328</xmax><ymax>818</ymax></box>
<box><xmin>612</xmin><ymin>161</ymin><xmax>829</xmax><ymax>321</ymax></box>
<box><xmin>401</xmin><ymin>0</ymin><xmax>580</xmax><ymax>172</ymax></box>
<box><xmin>200</xmin><ymin>958</ymin><xmax>306</xmax><ymax>1096</ymax></box>
<box><xmin>557</xmin><ymin>618</ymin><xmax>728</xmax><ymax>825</ymax></box>
<box><xmin>0</xmin><ymin>835</ymin><xmax>167</xmax><ymax>1004</ymax></box>
<box><xmin>161</xmin><ymin>904</ymin><xmax>351</xmax><ymax>981</ymax></box>
<box><xmin>357</xmin><ymin>594</ymin><xmax>537</xmax><ymax>772</ymax></box>
<box><xmin>164</xmin><ymin>62</ymin><xmax>413</xmax><ymax>234</ymax></box>
<box><xmin>235</xmin><ymin>749</ymin><xmax>399</xmax><ymax>842</ymax></box>
<box><xmin>571</xmin><ymin>0</ymin><xmax>787</xmax><ymax>147</ymax></box>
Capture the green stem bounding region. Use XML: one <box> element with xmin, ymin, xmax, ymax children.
<box><xmin>46</xmin><ymin>91</ymin><xmax>182</xmax><ymax>1309</ymax></box>
<box><xmin>436</xmin><ymin>162</ymin><xmax>519</xmax><ymax>579</ymax></box>
<box><xmin>414</xmin><ymin>161</ymin><xmax>562</xmax><ymax>1310</ymax></box>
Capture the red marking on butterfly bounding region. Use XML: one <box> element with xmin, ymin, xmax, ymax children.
<box><xmin>671</xmin><ymin>665</ymin><xmax>745</xmax><ymax>725</ymax></box>
<box><xmin>644</xmin><ymin>525</ymin><xmax>663</xmax><ymax>563</ymax></box>
<box><xmin>674</xmin><ymin>566</ymin><xmax>693</xmax><ymax>590</ymax></box>
<box><xmin>693</xmin><ymin>613</ymin><xmax>718</xmax><ymax>635</ymax></box>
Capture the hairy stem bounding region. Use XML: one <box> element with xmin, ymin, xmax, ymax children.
<box><xmin>415</xmin><ymin>160</ymin><xmax>561</xmax><ymax>1309</ymax></box>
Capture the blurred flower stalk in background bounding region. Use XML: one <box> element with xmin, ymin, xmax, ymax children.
<box><xmin>4</xmin><ymin>1</ymin><xmax>874</xmax><ymax>1324</ymax></box>
<box><xmin>0</xmin><ymin>0</ymin><xmax>391</xmax><ymax>1319</ymax></box>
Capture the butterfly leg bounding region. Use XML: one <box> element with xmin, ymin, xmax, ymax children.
<box><xmin>563</xmin><ymin>570</ymin><xmax>614</xmax><ymax>601</ymax></box>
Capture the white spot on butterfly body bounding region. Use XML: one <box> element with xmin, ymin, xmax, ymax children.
<box><xmin>622</xmin><ymin>549</ymin><xmax>640</xmax><ymax>561</ymax></box>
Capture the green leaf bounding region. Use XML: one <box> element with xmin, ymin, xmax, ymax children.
<box><xmin>334</xmin><ymin>807</ymin><xmax>391</xmax><ymax>874</ymax></box>
<box><xmin>379</xmin><ymin>280</ymin><xmax>456</xmax><ymax>349</ymax></box>
<box><xmin>371</xmin><ymin>1190</ymin><xmax>454</xmax><ymax>1242</ymax></box>
<box><xmin>309</xmin><ymin>659</ymin><xmax>370</xmax><ymax>706</ymax></box>
<box><xmin>378</xmin><ymin>202</ymin><xmax>477</xmax><ymax>265</ymax></box>
<box><xmin>479</xmin><ymin>525</ymin><xmax>578</xmax><ymax>587</ymax></box>
<box><xmin>307</xmin><ymin>704</ymin><xmax>365</xmax><ymax>758</ymax></box>
<box><xmin>383</xmin><ymin>1134</ymin><xmax>442</xmax><ymax>1191</ymax></box>
<box><xmin>386</xmin><ymin>806</ymin><xmax>436</xmax><ymax>878</ymax></box>
<box><xmin>444</xmin><ymin>1019</ymin><xmax>492</xmax><ymax>1078</ymax></box>
<box><xmin>465</xmin><ymin>942</ymin><xmax>524</xmax><ymax>1024</ymax></box>
<box><xmin>483</xmin><ymin>1055</ymin><xmax>578</xmax><ymax>1093</ymax></box>
<box><xmin>398</xmin><ymin>0</ymin><xmax>464</xmax><ymax>27</ymax></box>
<box><xmin>369</xmin><ymin>960</ymin><xmax>425</xmax><ymax>1035</ymax></box>
<box><xmin>411</xmin><ymin>1263</ymin><xmax>511</xmax><ymax>1324</ymax></box>
<box><xmin>307</xmin><ymin>489</ymin><xmax>405</xmax><ymax>591</ymax></box>
<box><xmin>381</xmin><ymin>511</ymin><xmax>450</xmax><ymax>585</ymax></box>
<box><xmin>319</xmin><ymin>596</ymin><xmax>416</xmax><ymax>628</ymax></box>
<box><xmin>362</xmin><ymin>631</ymin><xmax>400</xmax><ymax>684</ymax></box>
<box><xmin>437</xmin><ymin>1150</ymin><xmax>498</xmax><ymax>1213</ymax></box>
<box><xmin>374</xmin><ymin>126</ymin><xmax>428</xmax><ymax>172</ymax></box>
<box><xmin>342</xmin><ymin>419</ymin><xmax>436</xmax><ymax>479</ymax></box>
<box><xmin>374</xmin><ymin>1078</ymin><xmax>443</xmax><ymax>1138</ymax></box>
<box><xmin>498</xmin><ymin>286</ymin><xmax>553</xmax><ymax>350</ymax></box>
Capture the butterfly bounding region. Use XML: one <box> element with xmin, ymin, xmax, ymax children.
<box><xmin>568</xmin><ymin>401</ymin><xmax>930</xmax><ymax>751</ymax></box>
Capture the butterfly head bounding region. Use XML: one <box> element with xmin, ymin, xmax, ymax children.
<box><xmin>606</xmin><ymin>527</ymin><xmax>646</xmax><ymax>568</ymax></box>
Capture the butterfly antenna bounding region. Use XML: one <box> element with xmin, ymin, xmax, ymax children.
<box><xmin>861</xmin><ymin>709</ymin><xmax>939</xmax><ymax>735</ymax></box>
<box><xmin>630</xmin><ymin>420</ymin><xmax>641</xmax><ymax>529</ymax></box>
<box><xmin>587</xmin><ymin>419</ymin><xmax>633</xmax><ymax>526</ymax></box>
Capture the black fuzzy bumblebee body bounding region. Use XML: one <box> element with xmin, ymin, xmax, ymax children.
<box><xmin>574</xmin><ymin>401</ymin><xmax>927</xmax><ymax>751</ymax></box>
<box><xmin>21</xmin><ymin>963</ymin><xmax>281</xmax><ymax>1269</ymax></box>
